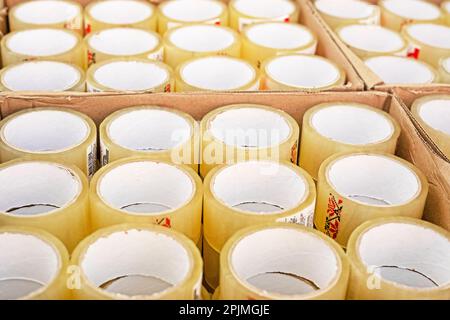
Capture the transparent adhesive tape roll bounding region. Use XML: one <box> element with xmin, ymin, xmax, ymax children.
<box><xmin>157</xmin><ymin>0</ymin><xmax>228</xmax><ymax>35</ymax></box>
<box><xmin>71</xmin><ymin>224</ymin><xmax>203</xmax><ymax>300</ymax></box>
<box><xmin>315</xmin><ymin>152</ymin><xmax>428</xmax><ymax>248</ymax></box>
<box><xmin>261</xmin><ymin>54</ymin><xmax>345</xmax><ymax>91</ymax></box>
<box><xmin>299</xmin><ymin>103</ymin><xmax>400</xmax><ymax>180</ymax></box>
<box><xmin>0</xmin><ymin>60</ymin><xmax>86</xmax><ymax>92</ymax></box>
<box><xmin>218</xmin><ymin>223</ymin><xmax>349</xmax><ymax>300</ymax></box>
<box><xmin>242</xmin><ymin>22</ymin><xmax>317</xmax><ymax>68</ymax></box>
<box><xmin>200</xmin><ymin>104</ymin><xmax>299</xmax><ymax>178</ymax></box>
<box><xmin>100</xmin><ymin>106</ymin><xmax>199</xmax><ymax>170</ymax></box>
<box><xmin>0</xmin><ymin>108</ymin><xmax>97</xmax><ymax>178</ymax></box>
<box><xmin>0</xmin><ymin>160</ymin><xmax>90</xmax><ymax>251</ymax></box>
<box><xmin>229</xmin><ymin>0</ymin><xmax>299</xmax><ymax>31</ymax></box>
<box><xmin>90</xmin><ymin>158</ymin><xmax>202</xmax><ymax>244</ymax></box>
<box><xmin>84</xmin><ymin>0</ymin><xmax>156</xmax><ymax>34</ymax></box>
<box><xmin>0</xmin><ymin>226</ymin><xmax>70</xmax><ymax>300</ymax></box>
<box><xmin>163</xmin><ymin>24</ymin><xmax>241</xmax><ymax>69</ymax></box>
<box><xmin>346</xmin><ymin>217</ymin><xmax>450</xmax><ymax>300</ymax></box>
<box><xmin>9</xmin><ymin>0</ymin><xmax>83</xmax><ymax>34</ymax></box>
<box><xmin>439</xmin><ymin>57</ymin><xmax>450</xmax><ymax>83</ymax></box>
<box><xmin>203</xmin><ymin>160</ymin><xmax>316</xmax><ymax>288</ymax></box>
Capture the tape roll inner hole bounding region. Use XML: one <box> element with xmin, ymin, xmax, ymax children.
<box><xmin>234</xmin><ymin>0</ymin><xmax>295</xmax><ymax>19</ymax></box>
<box><xmin>14</xmin><ymin>0</ymin><xmax>80</xmax><ymax>24</ymax></box>
<box><xmin>99</xmin><ymin>161</ymin><xmax>194</xmax><ymax>214</ymax></box>
<box><xmin>162</xmin><ymin>0</ymin><xmax>223</xmax><ymax>22</ymax></box>
<box><xmin>82</xmin><ymin>229</ymin><xmax>190</xmax><ymax>297</ymax></box>
<box><xmin>358</xmin><ymin>222</ymin><xmax>450</xmax><ymax>288</ymax></box>
<box><xmin>443</xmin><ymin>58</ymin><xmax>450</xmax><ymax>73</ymax></box>
<box><xmin>231</xmin><ymin>228</ymin><xmax>338</xmax><ymax>296</ymax></box>
<box><xmin>383</xmin><ymin>0</ymin><xmax>441</xmax><ymax>20</ymax></box>
<box><xmin>405</xmin><ymin>24</ymin><xmax>450</xmax><ymax>49</ymax></box>
<box><xmin>417</xmin><ymin>99</ymin><xmax>450</xmax><ymax>135</ymax></box>
<box><xmin>246</xmin><ymin>23</ymin><xmax>314</xmax><ymax>50</ymax></box>
<box><xmin>213</xmin><ymin>161</ymin><xmax>307</xmax><ymax>213</ymax></box>
<box><xmin>89</xmin><ymin>0</ymin><xmax>152</xmax><ymax>24</ymax></box>
<box><xmin>327</xmin><ymin>154</ymin><xmax>420</xmax><ymax>206</ymax></box>
<box><xmin>170</xmin><ymin>25</ymin><xmax>234</xmax><ymax>52</ymax></box>
<box><xmin>315</xmin><ymin>0</ymin><xmax>375</xmax><ymax>19</ymax></box>
<box><xmin>0</xmin><ymin>232</ymin><xmax>59</xmax><ymax>299</ymax></box>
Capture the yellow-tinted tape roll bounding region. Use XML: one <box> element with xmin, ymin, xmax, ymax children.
<box><xmin>443</xmin><ymin>1</ymin><xmax>450</xmax><ymax>26</ymax></box>
<box><xmin>0</xmin><ymin>226</ymin><xmax>70</xmax><ymax>300</ymax></box>
<box><xmin>86</xmin><ymin>58</ymin><xmax>173</xmax><ymax>93</ymax></box>
<box><xmin>0</xmin><ymin>60</ymin><xmax>85</xmax><ymax>92</ymax></box>
<box><xmin>439</xmin><ymin>57</ymin><xmax>450</xmax><ymax>83</ymax></box>
<box><xmin>163</xmin><ymin>24</ymin><xmax>241</xmax><ymax>69</ymax></box>
<box><xmin>411</xmin><ymin>95</ymin><xmax>450</xmax><ymax>158</ymax></box>
<box><xmin>99</xmin><ymin>106</ymin><xmax>199</xmax><ymax>170</ymax></box>
<box><xmin>315</xmin><ymin>152</ymin><xmax>428</xmax><ymax>248</ymax></box>
<box><xmin>0</xmin><ymin>159</ymin><xmax>90</xmax><ymax>252</ymax></box>
<box><xmin>71</xmin><ymin>223</ymin><xmax>203</xmax><ymax>300</ymax></box>
<box><xmin>299</xmin><ymin>102</ymin><xmax>400</xmax><ymax>180</ymax></box>
<box><xmin>218</xmin><ymin>223</ymin><xmax>349</xmax><ymax>300</ymax></box>
<box><xmin>200</xmin><ymin>103</ymin><xmax>299</xmax><ymax>178</ymax></box>
<box><xmin>0</xmin><ymin>107</ymin><xmax>97</xmax><ymax>178</ymax></box>
<box><xmin>346</xmin><ymin>217</ymin><xmax>450</xmax><ymax>300</ymax></box>
<box><xmin>261</xmin><ymin>54</ymin><xmax>345</xmax><ymax>91</ymax></box>
<box><xmin>157</xmin><ymin>0</ymin><xmax>228</xmax><ymax>35</ymax></box>
<box><xmin>203</xmin><ymin>160</ymin><xmax>316</xmax><ymax>288</ymax></box>
<box><xmin>242</xmin><ymin>22</ymin><xmax>317</xmax><ymax>68</ymax></box>
<box><xmin>229</xmin><ymin>0</ymin><xmax>299</xmax><ymax>31</ymax></box>
<box><xmin>1</xmin><ymin>28</ymin><xmax>86</xmax><ymax>69</ymax></box>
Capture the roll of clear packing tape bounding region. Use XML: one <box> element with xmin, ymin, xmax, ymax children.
<box><xmin>85</xmin><ymin>27</ymin><xmax>163</xmax><ymax>66</ymax></box>
<box><xmin>9</xmin><ymin>0</ymin><xmax>83</xmax><ymax>34</ymax></box>
<box><xmin>0</xmin><ymin>159</ymin><xmax>90</xmax><ymax>252</ymax></box>
<box><xmin>175</xmin><ymin>56</ymin><xmax>259</xmax><ymax>92</ymax></box>
<box><xmin>99</xmin><ymin>106</ymin><xmax>198</xmax><ymax>170</ymax></box>
<box><xmin>261</xmin><ymin>54</ymin><xmax>345</xmax><ymax>91</ymax></box>
<box><xmin>86</xmin><ymin>58</ymin><xmax>173</xmax><ymax>92</ymax></box>
<box><xmin>0</xmin><ymin>108</ymin><xmax>97</xmax><ymax>178</ymax></box>
<box><xmin>163</xmin><ymin>24</ymin><xmax>241</xmax><ymax>69</ymax></box>
<box><xmin>71</xmin><ymin>224</ymin><xmax>203</xmax><ymax>300</ymax></box>
<box><xmin>443</xmin><ymin>1</ymin><xmax>450</xmax><ymax>26</ymax></box>
<box><xmin>229</xmin><ymin>0</ymin><xmax>299</xmax><ymax>31</ymax></box>
<box><xmin>89</xmin><ymin>158</ymin><xmax>202</xmax><ymax>244</ymax></box>
<box><xmin>314</xmin><ymin>0</ymin><xmax>380</xmax><ymax>30</ymax></box>
<box><xmin>0</xmin><ymin>226</ymin><xmax>70</xmax><ymax>300</ymax></box>
<box><xmin>439</xmin><ymin>57</ymin><xmax>450</xmax><ymax>83</ymax></box>
<box><xmin>218</xmin><ymin>223</ymin><xmax>349</xmax><ymax>300</ymax></box>
<box><xmin>84</xmin><ymin>0</ymin><xmax>156</xmax><ymax>34</ymax></box>
<box><xmin>300</xmin><ymin>103</ymin><xmax>400</xmax><ymax>180</ymax></box>
<box><xmin>402</xmin><ymin>23</ymin><xmax>450</xmax><ymax>68</ymax></box>
<box><xmin>379</xmin><ymin>0</ymin><xmax>442</xmax><ymax>32</ymax></box>
<box><xmin>0</xmin><ymin>60</ymin><xmax>86</xmax><ymax>92</ymax></box>
<box><xmin>242</xmin><ymin>22</ymin><xmax>317</xmax><ymax>68</ymax></box>
<box><xmin>200</xmin><ymin>104</ymin><xmax>299</xmax><ymax>178</ymax></box>
<box><xmin>203</xmin><ymin>160</ymin><xmax>316</xmax><ymax>288</ymax></box>
<box><xmin>315</xmin><ymin>152</ymin><xmax>428</xmax><ymax>248</ymax></box>
<box><xmin>157</xmin><ymin>0</ymin><xmax>228</xmax><ymax>35</ymax></box>
<box><xmin>336</xmin><ymin>24</ymin><xmax>407</xmax><ymax>58</ymax></box>
<box><xmin>411</xmin><ymin>95</ymin><xmax>450</xmax><ymax>159</ymax></box>
<box><xmin>1</xmin><ymin>28</ymin><xmax>86</xmax><ymax>69</ymax></box>
<box><xmin>346</xmin><ymin>217</ymin><xmax>450</xmax><ymax>300</ymax></box>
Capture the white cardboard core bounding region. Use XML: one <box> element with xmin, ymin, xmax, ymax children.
<box><xmin>311</xmin><ymin>105</ymin><xmax>394</xmax><ymax>145</ymax></box>
<box><xmin>444</xmin><ymin>57</ymin><xmax>450</xmax><ymax>73</ymax></box>
<box><xmin>406</xmin><ymin>24</ymin><xmax>450</xmax><ymax>49</ymax></box>
<box><xmin>246</xmin><ymin>23</ymin><xmax>314</xmax><ymax>50</ymax></box>
<box><xmin>209</xmin><ymin>107</ymin><xmax>291</xmax><ymax>148</ymax></box>
<box><xmin>358</xmin><ymin>222</ymin><xmax>450</xmax><ymax>288</ymax></box>
<box><xmin>14</xmin><ymin>0</ymin><xmax>80</xmax><ymax>24</ymax></box>
<box><xmin>181</xmin><ymin>57</ymin><xmax>255</xmax><ymax>90</ymax></box>
<box><xmin>266</xmin><ymin>55</ymin><xmax>340</xmax><ymax>89</ymax></box>
<box><xmin>81</xmin><ymin>229</ymin><xmax>190</xmax><ymax>297</ymax></box>
<box><xmin>213</xmin><ymin>161</ymin><xmax>307</xmax><ymax>214</ymax></box>
<box><xmin>234</xmin><ymin>0</ymin><xmax>295</xmax><ymax>19</ymax></box>
<box><xmin>170</xmin><ymin>25</ymin><xmax>234</xmax><ymax>52</ymax></box>
<box><xmin>338</xmin><ymin>25</ymin><xmax>405</xmax><ymax>53</ymax></box>
<box><xmin>88</xmin><ymin>28</ymin><xmax>159</xmax><ymax>56</ymax></box>
<box><xmin>315</xmin><ymin>0</ymin><xmax>375</xmax><ymax>19</ymax></box>
<box><xmin>231</xmin><ymin>228</ymin><xmax>338</xmax><ymax>296</ymax></box>
<box><xmin>328</xmin><ymin>154</ymin><xmax>420</xmax><ymax>206</ymax></box>
<box><xmin>383</xmin><ymin>0</ymin><xmax>441</xmax><ymax>20</ymax></box>
<box><xmin>417</xmin><ymin>98</ymin><xmax>450</xmax><ymax>135</ymax></box>
<box><xmin>99</xmin><ymin>161</ymin><xmax>194</xmax><ymax>214</ymax></box>
<box><xmin>162</xmin><ymin>0</ymin><xmax>223</xmax><ymax>22</ymax></box>
<box><xmin>365</xmin><ymin>56</ymin><xmax>435</xmax><ymax>84</ymax></box>
<box><xmin>89</xmin><ymin>0</ymin><xmax>152</xmax><ymax>24</ymax></box>
<box><xmin>2</xmin><ymin>61</ymin><xmax>81</xmax><ymax>91</ymax></box>
<box><xmin>0</xmin><ymin>162</ymin><xmax>80</xmax><ymax>215</ymax></box>
<box><xmin>2</xmin><ymin>110</ymin><xmax>89</xmax><ymax>153</ymax></box>
<box><xmin>0</xmin><ymin>232</ymin><xmax>59</xmax><ymax>299</ymax></box>
<box><xmin>108</xmin><ymin>109</ymin><xmax>192</xmax><ymax>151</ymax></box>
<box><xmin>93</xmin><ymin>61</ymin><xmax>168</xmax><ymax>91</ymax></box>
